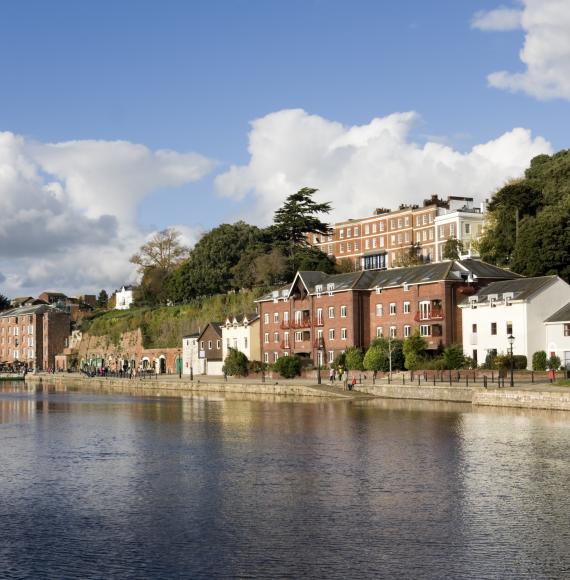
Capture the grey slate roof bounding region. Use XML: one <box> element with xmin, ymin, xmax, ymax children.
<box><xmin>459</xmin><ymin>276</ymin><xmax>559</xmax><ymax>306</ymax></box>
<box><xmin>0</xmin><ymin>304</ymin><xmax>60</xmax><ymax>318</ymax></box>
<box><xmin>545</xmin><ymin>302</ymin><xmax>570</xmax><ymax>323</ymax></box>
<box><xmin>257</xmin><ymin>259</ymin><xmax>521</xmax><ymax>302</ymax></box>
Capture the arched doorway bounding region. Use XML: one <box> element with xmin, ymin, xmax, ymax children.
<box><xmin>159</xmin><ymin>356</ymin><xmax>166</xmax><ymax>374</ymax></box>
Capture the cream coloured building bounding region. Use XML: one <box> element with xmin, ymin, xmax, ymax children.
<box><xmin>221</xmin><ymin>314</ymin><xmax>261</xmax><ymax>362</ymax></box>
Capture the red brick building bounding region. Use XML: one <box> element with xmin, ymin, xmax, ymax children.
<box><xmin>0</xmin><ymin>304</ymin><xmax>71</xmax><ymax>370</ymax></box>
<box><xmin>256</xmin><ymin>259</ymin><xmax>520</xmax><ymax>366</ymax></box>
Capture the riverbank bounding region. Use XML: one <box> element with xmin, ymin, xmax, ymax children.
<box><xmin>0</xmin><ymin>374</ymin><xmax>24</xmax><ymax>381</ymax></box>
<box><xmin>21</xmin><ymin>372</ymin><xmax>570</xmax><ymax>411</ymax></box>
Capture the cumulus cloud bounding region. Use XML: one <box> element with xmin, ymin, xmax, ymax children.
<box><xmin>472</xmin><ymin>6</ymin><xmax>522</xmax><ymax>31</ymax></box>
<box><xmin>215</xmin><ymin>109</ymin><xmax>552</xmax><ymax>224</ymax></box>
<box><xmin>0</xmin><ymin>131</ymin><xmax>214</xmax><ymax>296</ymax></box>
<box><xmin>476</xmin><ymin>0</ymin><xmax>570</xmax><ymax>100</ymax></box>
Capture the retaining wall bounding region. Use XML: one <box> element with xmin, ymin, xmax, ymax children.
<box><xmin>356</xmin><ymin>384</ymin><xmax>474</xmax><ymax>403</ymax></box>
<box><xmin>473</xmin><ymin>389</ymin><xmax>570</xmax><ymax>411</ymax></box>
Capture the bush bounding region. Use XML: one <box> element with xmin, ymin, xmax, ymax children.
<box><xmin>442</xmin><ymin>344</ymin><xmax>466</xmax><ymax>370</ymax></box>
<box><xmin>222</xmin><ymin>348</ymin><xmax>249</xmax><ymax>377</ymax></box>
<box><xmin>532</xmin><ymin>351</ymin><xmax>548</xmax><ymax>371</ymax></box>
<box><xmin>403</xmin><ymin>330</ymin><xmax>428</xmax><ymax>370</ymax></box>
<box><xmin>513</xmin><ymin>355</ymin><xmax>528</xmax><ymax>370</ymax></box>
<box><xmin>272</xmin><ymin>356</ymin><xmax>301</xmax><ymax>378</ymax></box>
<box><xmin>482</xmin><ymin>352</ymin><xmax>497</xmax><ymax>370</ymax></box>
<box><xmin>345</xmin><ymin>347</ymin><xmax>364</xmax><ymax>371</ymax></box>
<box><xmin>248</xmin><ymin>360</ymin><xmax>267</xmax><ymax>373</ymax></box>
<box><xmin>547</xmin><ymin>355</ymin><xmax>561</xmax><ymax>371</ymax></box>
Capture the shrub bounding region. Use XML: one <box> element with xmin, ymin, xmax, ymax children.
<box><xmin>513</xmin><ymin>355</ymin><xmax>528</xmax><ymax>370</ymax></box>
<box><xmin>547</xmin><ymin>355</ymin><xmax>561</xmax><ymax>371</ymax></box>
<box><xmin>442</xmin><ymin>344</ymin><xmax>466</xmax><ymax>370</ymax></box>
<box><xmin>345</xmin><ymin>347</ymin><xmax>364</xmax><ymax>371</ymax></box>
<box><xmin>222</xmin><ymin>348</ymin><xmax>249</xmax><ymax>377</ymax></box>
<box><xmin>331</xmin><ymin>352</ymin><xmax>346</xmax><ymax>372</ymax></box>
<box><xmin>482</xmin><ymin>352</ymin><xmax>497</xmax><ymax>370</ymax></box>
<box><xmin>363</xmin><ymin>344</ymin><xmax>388</xmax><ymax>373</ymax></box>
<box><xmin>248</xmin><ymin>360</ymin><xmax>267</xmax><ymax>373</ymax></box>
<box><xmin>272</xmin><ymin>356</ymin><xmax>301</xmax><ymax>379</ymax></box>
<box><xmin>532</xmin><ymin>351</ymin><xmax>548</xmax><ymax>371</ymax></box>
<box><xmin>403</xmin><ymin>330</ymin><xmax>428</xmax><ymax>370</ymax></box>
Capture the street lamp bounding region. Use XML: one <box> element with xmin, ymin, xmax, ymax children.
<box><xmin>508</xmin><ymin>334</ymin><xmax>515</xmax><ymax>387</ymax></box>
<box><xmin>316</xmin><ymin>336</ymin><xmax>324</xmax><ymax>385</ymax></box>
<box><xmin>178</xmin><ymin>348</ymin><xmax>182</xmax><ymax>379</ymax></box>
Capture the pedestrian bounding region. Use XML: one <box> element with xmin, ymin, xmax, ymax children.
<box><xmin>349</xmin><ymin>376</ymin><xmax>356</xmax><ymax>391</ymax></box>
<box><xmin>329</xmin><ymin>368</ymin><xmax>335</xmax><ymax>384</ymax></box>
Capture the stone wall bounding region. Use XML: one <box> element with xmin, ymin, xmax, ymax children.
<box><xmin>473</xmin><ymin>388</ymin><xmax>570</xmax><ymax>411</ymax></box>
<box><xmin>356</xmin><ymin>383</ymin><xmax>474</xmax><ymax>402</ymax></box>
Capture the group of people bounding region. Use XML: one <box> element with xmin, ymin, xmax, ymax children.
<box><xmin>328</xmin><ymin>367</ymin><xmax>357</xmax><ymax>391</ymax></box>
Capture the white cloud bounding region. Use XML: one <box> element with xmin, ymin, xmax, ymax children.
<box><xmin>215</xmin><ymin>109</ymin><xmax>552</xmax><ymax>224</ymax></box>
<box><xmin>472</xmin><ymin>7</ymin><xmax>522</xmax><ymax>31</ymax></box>
<box><xmin>476</xmin><ymin>0</ymin><xmax>570</xmax><ymax>100</ymax></box>
<box><xmin>0</xmin><ymin>131</ymin><xmax>215</xmax><ymax>296</ymax></box>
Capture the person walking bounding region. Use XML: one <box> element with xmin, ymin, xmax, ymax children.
<box><xmin>329</xmin><ymin>368</ymin><xmax>335</xmax><ymax>384</ymax></box>
<box><xmin>349</xmin><ymin>375</ymin><xmax>356</xmax><ymax>391</ymax></box>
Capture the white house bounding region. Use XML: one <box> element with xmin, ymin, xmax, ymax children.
<box><xmin>459</xmin><ymin>276</ymin><xmax>570</xmax><ymax>368</ymax></box>
<box><xmin>544</xmin><ymin>303</ymin><xmax>570</xmax><ymax>374</ymax></box>
<box><xmin>221</xmin><ymin>314</ymin><xmax>260</xmax><ymax>362</ymax></box>
<box><xmin>182</xmin><ymin>333</ymin><xmax>203</xmax><ymax>376</ymax></box>
<box><xmin>115</xmin><ymin>285</ymin><xmax>134</xmax><ymax>310</ymax></box>
<box><xmin>434</xmin><ymin>197</ymin><xmax>485</xmax><ymax>262</ymax></box>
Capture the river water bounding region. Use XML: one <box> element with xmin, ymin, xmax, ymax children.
<box><xmin>0</xmin><ymin>382</ymin><xmax>569</xmax><ymax>579</ymax></box>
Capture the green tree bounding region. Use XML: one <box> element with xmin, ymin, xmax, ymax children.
<box><xmin>96</xmin><ymin>289</ymin><xmax>109</xmax><ymax>309</ymax></box>
<box><xmin>403</xmin><ymin>330</ymin><xmax>427</xmax><ymax>370</ymax></box>
<box><xmin>271</xmin><ymin>187</ymin><xmax>332</xmax><ymax>271</ymax></box>
<box><xmin>368</xmin><ymin>337</ymin><xmax>405</xmax><ymax>371</ymax></box>
<box><xmin>363</xmin><ymin>344</ymin><xmax>388</xmax><ymax>374</ymax></box>
<box><xmin>272</xmin><ymin>355</ymin><xmax>301</xmax><ymax>378</ymax></box>
<box><xmin>223</xmin><ymin>348</ymin><xmax>249</xmax><ymax>377</ymax></box>
<box><xmin>532</xmin><ymin>350</ymin><xmax>548</xmax><ymax>371</ymax></box>
<box><xmin>345</xmin><ymin>347</ymin><xmax>364</xmax><ymax>372</ymax></box>
<box><xmin>442</xmin><ymin>344</ymin><xmax>465</xmax><ymax>369</ymax></box>
<box><xmin>547</xmin><ymin>354</ymin><xmax>561</xmax><ymax>371</ymax></box>
<box><xmin>0</xmin><ymin>294</ymin><xmax>9</xmax><ymax>311</ymax></box>
<box><xmin>442</xmin><ymin>238</ymin><xmax>464</xmax><ymax>260</ymax></box>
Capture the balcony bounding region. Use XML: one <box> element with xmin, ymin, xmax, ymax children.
<box><xmin>414</xmin><ymin>307</ymin><xmax>444</xmax><ymax>322</ymax></box>
<box><xmin>291</xmin><ymin>318</ymin><xmax>312</xmax><ymax>329</ymax></box>
<box><xmin>280</xmin><ymin>341</ymin><xmax>291</xmax><ymax>349</ymax></box>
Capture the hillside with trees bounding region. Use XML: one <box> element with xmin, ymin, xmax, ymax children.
<box><xmin>479</xmin><ymin>150</ymin><xmax>570</xmax><ymax>282</ymax></box>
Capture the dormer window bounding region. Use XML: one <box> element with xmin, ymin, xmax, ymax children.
<box><xmin>403</xmin><ymin>283</ymin><xmax>409</xmax><ymax>292</ymax></box>
<box><xmin>315</xmin><ymin>284</ymin><xmax>323</xmax><ymax>297</ymax></box>
<box><xmin>503</xmin><ymin>292</ymin><xmax>514</xmax><ymax>305</ymax></box>
<box><xmin>375</xmin><ymin>286</ymin><xmax>382</xmax><ymax>295</ymax></box>
<box><xmin>488</xmin><ymin>294</ymin><xmax>498</xmax><ymax>307</ymax></box>
<box><xmin>327</xmin><ymin>283</ymin><xmax>335</xmax><ymax>296</ymax></box>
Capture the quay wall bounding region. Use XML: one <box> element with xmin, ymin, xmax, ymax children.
<box><xmin>473</xmin><ymin>388</ymin><xmax>570</xmax><ymax>411</ymax></box>
<box><xmin>356</xmin><ymin>384</ymin><xmax>474</xmax><ymax>403</ymax></box>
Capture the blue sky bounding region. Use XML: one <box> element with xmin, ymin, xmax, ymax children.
<box><xmin>0</xmin><ymin>0</ymin><xmax>568</xmax><ymax>293</ymax></box>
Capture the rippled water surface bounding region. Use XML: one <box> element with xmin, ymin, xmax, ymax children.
<box><xmin>1</xmin><ymin>382</ymin><xmax>570</xmax><ymax>578</ymax></box>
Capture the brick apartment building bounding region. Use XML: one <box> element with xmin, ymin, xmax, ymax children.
<box><xmin>256</xmin><ymin>259</ymin><xmax>520</xmax><ymax>366</ymax></box>
<box><xmin>0</xmin><ymin>304</ymin><xmax>71</xmax><ymax>370</ymax></box>
<box><xmin>311</xmin><ymin>195</ymin><xmax>485</xmax><ymax>271</ymax></box>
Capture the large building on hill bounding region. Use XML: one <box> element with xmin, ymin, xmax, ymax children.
<box><xmin>256</xmin><ymin>259</ymin><xmax>520</xmax><ymax>366</ymax></box>
<box><xmin>311</xmin><ymin>195</ymin><xmax>486</xmax><ymax>271</ymax></box>
<box><xmin>0</xmin><ymin>304</ymin><xmax>71</xmax><ymax>370</ymax></box>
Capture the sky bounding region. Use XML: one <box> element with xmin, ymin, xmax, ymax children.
<box><xmin>0</xmin><ymin>0</ymin><xmax>569</xmax><ymax>297</ymax></box>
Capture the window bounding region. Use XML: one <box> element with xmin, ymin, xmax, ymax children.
<box><xmin>416</xmin><ymin>216</ymin><xmax>420</xmax><ymax>226</ymax></box>
<box><xmin>354</xmin><ymin>227</ymin><xmax>359</xmax><ymax>236</ymax></box>
<box><xmin>564</xmin><ymin>323</ymin><xmax>570</xmax><ymax>337</ymax></box>
<box><xmin>491</xmin><ymin>322</ymin><xmax>497</xmax><ymax>335</ymax></box>
<box><xmin>423</xmin><ymin>214</ymin><xmax>427</xmax><ymax>225</ymax></box>
<box><xmin>341</xmin><ymin>328</ymin><xmax>347</xmax><ymax>340</ymax></box>
<box><xmin>284</xmin><ymin>311</ymin><xmax>289</xmax><ymax>324</ymax></box>
<box><xmin>284</xmin><ymin>332</ymin><xmax>289</xmax><ymax>348</ymax></box>
<box><xmin>429</xmin><ymin>229</ymin><xmax>434</xmax><ymax>240</ymax></box>
<box><xmin>420</xmin><ymin>325</ymin><xmax>431</xmax><ymax>337</ymax></box>
<box><xmin>390</xmin><ymin>326</ymin><xmax>397</xmax><ymax>338</ymax></box>
<box><xmin>328</xmin><ymin>306</ymin><xmax>335</xmax><ymax>319</ymax></box>
<box><xmin>405</xmin><ymin>217</ymin><xmax>409</xmax><ymax>226</ymax></box>
<box><xmin>398</xmin><ymin>218</ymin><xmax>402</xmax><ymax>228</ymax></box>
<box><xmin>472</xmin><ymin>324</ymin><xmax>477</xmax><ymax>333</ymax></box>
<box><xmin>389</xmin><ymin>303</ymin><xmax>396</xmax><ymax>315</ymax></box>
<box><xmin>372</xmin><ymin>223</ymin><xmax>377</xmax><ymax>233</ymax></box>
<box><xmin>376</xmin><ymin>326</ymin><xmax>383</xmax><ymax>338</ymax></box>
<box><xmin>465</xmin><ymin>223</ymin><xmax>471</xmax><ymax>234</ymax></box>
<box><xmin>379</xmin><ymin>236</ymin><xmax>384</xmax><ymax>247</ymax></box>
<box><xmin>200</xmin><ymin>341</ymin><xmax>204</xmax><ymax>350</ymax></box>
<box><xmin>347</xmin><ymin>227</ymin><xmax>352</xmax><ymax>238</ymax></box>
<box><xmin>273</xmin><ymin>312</ymin><xmax>279</xmax><ymax>323</ymax></box>
<box><xmin>264</xmin><ymin>333</ymin><xmax>269</xmax><ymax>344</ymax></box>
<box><xmin>264</xmin><ymin>313</ymin><xmax>269</xmax><ymax>325</ymax></box>
<box><xmin>273</xmin><ymin>353</ymin><xmax>279</xmax><ymax>363</ymax></box>
<box><xmin>390</xmin><ymin>234</ymin><xmax>396</xmax><ymax>245</ymax></box>
<box><xmin>419</xmin><ymin>301</ymin><xmax>430</xmax><ymax>320</ymax></box>
<box><xmin>365</xmin><ymin>224</ymin><xmax>370</xmax><ymax>234</ymax></box>
<box><xmin>273</xmin><ymin>332</ymin><xmax>279</xmax><ymax>343</ymax></box>
<box><xmin>404</xmin><ymin>231</ymin><xmax>409</xmax><ymax>243</ymax></box>
<box><xmin>403</xmin><ymin>301</ymin><xmax>410</xmax><ymax>314</ymax></box>
<box><xmin>208</xmin><ymin>340</ymin><xmax>212</xmax><ymax>349</ymax></box>
<box><xmin>365</xmin><ymin>239</ymin><xmax>370</xmax><ymax>250</ymax></box>
<box><xmin>340</xmin><ymin>305</ymin><xmax>347</xmax><ymax>318</ymax></box>
<box><xmin>327</xmin><ymin>283</ymin><xmax>334</xmax><ymax>295</ymax></box>
<box><xmin>404</xmin><ymin>325</ymin><xmax>411</xmax><ymax>337</ymax></box>
<box><xmin>506</xmin><ymin>321</ymin><xmax>513</xmax><ymax>335</ymax></box>
<box><xmin>339</xmin><ymin>229</ymin><xmax>344</xmax><ymax>239</ymax></box>
<box><xmin>317</xmin><ymin>308</ymin><xmax>323</xmax><ymax>325</ymax></box>
<box><xmin>354</xmin><ymin>241</ymin><xmax>359</xmax><ymax>251</ymax></box>
<box><xmin>217</xmin><ymin>340</ymin><xmax>221</xmax><ymax>349</ymax></box>
<box><xmin>450</xmin><ymin>223</ymin><xmax>455</xmax><ymax>237</ymax></box>
<box><xmin>340</xmin><ymin>243</ymin><xmax>345</xmax><ymax>253</ymax></box>
<box><xmin>379</xmin><ymin>222</ymin><xmax>385</xmax><ymax>232</ymax></box>
<box><xmin>397</xmin><ymin>234</ymin><xmax>402</xmax><ymax>244</ymax></box>
<box><xmin>244</xmin><ymin>337</ymin><xmax>248</xmax><ymax>349</ymax></box>
<box><xmin>328</xmin><ymin>351</ymin><xmax>334</xmax><ymax>363</ymax></box>
<box><xmin>372</xmin><ymin>238</ymin><xmax>377</xmax><ymax>249</ymax></box>
<box><xmin>423</xmin><ymin>230</ymin><xmax>428</xmax><ymax>242</ymax></box>
<box><xmin>295</xmin><ymin>331</ymin><xmax>302</xmax><ymax>341</ymax></box>
<box><xmin>375</xmin><ymin>304</ymin><xmax>383</xmax><ymax>316</ymax></box>
<box><xmin>439</xmin><ymin>226</ymin><xmax>445</xmax><ymax>239</ymax></box>
<box><xmin>329</xmin><ymin>329</ymin><xmax>335</xmax><ymax>340</ymax></box>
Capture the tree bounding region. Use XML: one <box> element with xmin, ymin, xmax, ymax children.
<box><xmin>547</xmin><ymin>354</ymin><xmax>561</xmax><ymax>371</ymax></box>
<box><xmin>345</xmin><ymin>347</ymin><xmax>364</xmax><ymax>372</ymax></box>
<box><xmin>130</xmin><ymin>228</ymin><xmax>189</xmax><ymax>273</ymax></box>
<box><xmin>442</xmin><ymin>344</ymin><xmax>465</xmax><ymax>369</ymax></box>
<box><xmin>0</xmin><ymin>294</ymin><xmax>9</xmax><ymax>311</ymax></box>
<box><xmin>394</xmin><ymin>243</ymin><xmax>425</xmax><ymax>267</ymax></box>
<box><xmin>271</xmin><ymin>187</ymin><xmax>332</xmax><ymax>271</ymax></box>
<box><xmin>335</xmin><ymin>258</ymin><xmax>355</xmax><ymax>273</ymax></box>
<box><xmin>363</xmin><ymin>344</ymin><xmax>389</xmax><ymax>375</ymax></box>
<box><xmin>442</xmin><ymin>238</ymin><xmax>464</xmax><ymax>260</ymax></box>
<box><xmin>403</xmin><ymin>330</ymin><xmax>427</xmax><ymax>370</ymax></box>
<box><xmin>96</xmin><ymin>289</ymin><xmax>109</xmax><ymax>309</ymax></box>
<box><xmin>272</xmin><ymin>355</ymin><xmax>301</xmax><ymax>378</ymax></box>
<box><xmin>368</xmin><ymin>337</ymin><xmax>405</xmax><ymax>371</ymax></box>
<box><xmin>223</xmin><ymin>348</ymin><xmax>249</xmax><ymax>377</ymax></box>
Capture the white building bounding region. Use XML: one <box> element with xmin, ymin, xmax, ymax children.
<box><xmin>115</xmin><ymin>285</ymin><xmax>134</xmax><ymax>310</ymax></box>
<box><xmin>221</xmin><ymin>314</ymin><xmax>260</xmax><ymax>362</ymax></box>
<box><xmin>544</xmin><ymin>303</ymin><xmax>570</xmax><ymax>374</ymax></box>
<box><xmin>459</xmin><ymin>276</ymin><xmax>570</xmax><ymax>369</ymax></box>
<box><xmin>182</xmin><ymin>333</ymin><xmax>203</xmax><ymax>376</ymax></box>
<box><xmin>434</xmin><ymin>198</ymin><xmax>485</xmax><ymax>262</ymax></box>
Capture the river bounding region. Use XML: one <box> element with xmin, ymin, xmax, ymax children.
<box><xmin>0</xmin><ymin>382</ymin><xmax>569</xmax><ymax>578</ymax></box>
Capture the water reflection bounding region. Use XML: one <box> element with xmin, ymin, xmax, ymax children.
<box><xmin>0</xmin><ymin>381</ymin><xmax>568</xmax><ymax>578</ymax></box>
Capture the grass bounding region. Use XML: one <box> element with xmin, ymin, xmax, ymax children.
<box><xmin>79</xmin><ymin>289</ymin><xmax>264</xmax><ymax>349</ymax></box>
<box><xmin>555</xmin><ymin>379</ymin><xmax>570</xmax><ymax>387</ymax></box>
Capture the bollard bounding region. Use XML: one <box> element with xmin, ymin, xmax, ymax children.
<box><xmin>531</xmin><ymin>371</ymin><xmax>534</xmax><ymax>384</ymax></box>
<box><xmin>433</xmin><ymin>374</ymin><xmax>436</xmax><ymax>386</ymax></box>
<box><xmin>449</xmin><ymin>370</ymin><xmax>452</xmax><ymax>385</ymax></box>
<box><xmin>491</xmin><ymin>371</ymin><xmax>494</xmax><ymax>383</ymax></box>
<box><xmin>483</xmin><ymin>375</ymin><xmax>487</xmax><ymax>388</ymax></box>
<box><xmin>466</xmin><ymin>374</ymin><xmax>469</xmax><ymax>387</ymax></box>
<box><xmin>417</xmin><ymin>376</ymin><xmax>420</xmax><ymax>386</ymax></box>
<box><xmin>402</xmin><ymin>375</ymin><xmax>405</xmax><ymax>385</ymax></box>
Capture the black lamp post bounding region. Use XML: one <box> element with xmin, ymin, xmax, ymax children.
<box><xmin>508</xmin><ymin>334</ymin><xmax>515</xmax><ymax>387</ymax></box>
<box><xmin>178</xmin><ymin>349</ymin><xmax>182</xmax><ymax>379</ymax></box>
<box><xmin>316</xmin><ymin>336</ymin><xmax>324</xmax><ymax>385</ymax></box>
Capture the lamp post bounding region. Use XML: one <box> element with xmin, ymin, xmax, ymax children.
<box><xmin>508</xmin><ymin>334</ymin><xmax>515</xmax><ymax>387</ymax></box>
<box><xmin>316</xmin><ymin>336</ymin><xmax>324</xmax><ymax>385</ymax></box>
<box><xmin>178</xmin><ymin>348</ymin><xmax>182</xmax><ymax>379</ymax></box>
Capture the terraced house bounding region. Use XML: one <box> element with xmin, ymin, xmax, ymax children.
<box><xmin>256</xmin><ymin>259</ymin><xmax>519</xmax><ymax>366</ymax></box>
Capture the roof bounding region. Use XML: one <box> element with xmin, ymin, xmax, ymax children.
<box><xmin>0</xmin><ymin>304</ymin><xmax>63</xmax><ymax>318</ymax></box>
<box><xmin>545</xmin><ymin>302</ymin><xmax>570</xmax><ymax>323</ymax></box>
<box><xmin>459</xmin><ymin>276</ymin><xmax>559</xmax><ymax>306</ymax></box>
<box><xmin>224</xmin><ymin>313</ymin><xmax>260</xmax><ymax>325</ymax></box>
<box><xmin>183</xmin><ymin>333</ymin><xmax>200</xmax><ymax>339</ymax></box>
<box><xmin>256</xmin><ymin>259</ymin><xmax>521</xmax><ymax>302</ymax></box>
<box><xmin>40</xmin><ymin>291</ymin><xmax>67</xmax><ymax>298</ymax></box>
<box><xmin>197</xmin><ymin>322</ymin><xmax>223</xmax><ymax>340</ymax></box>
